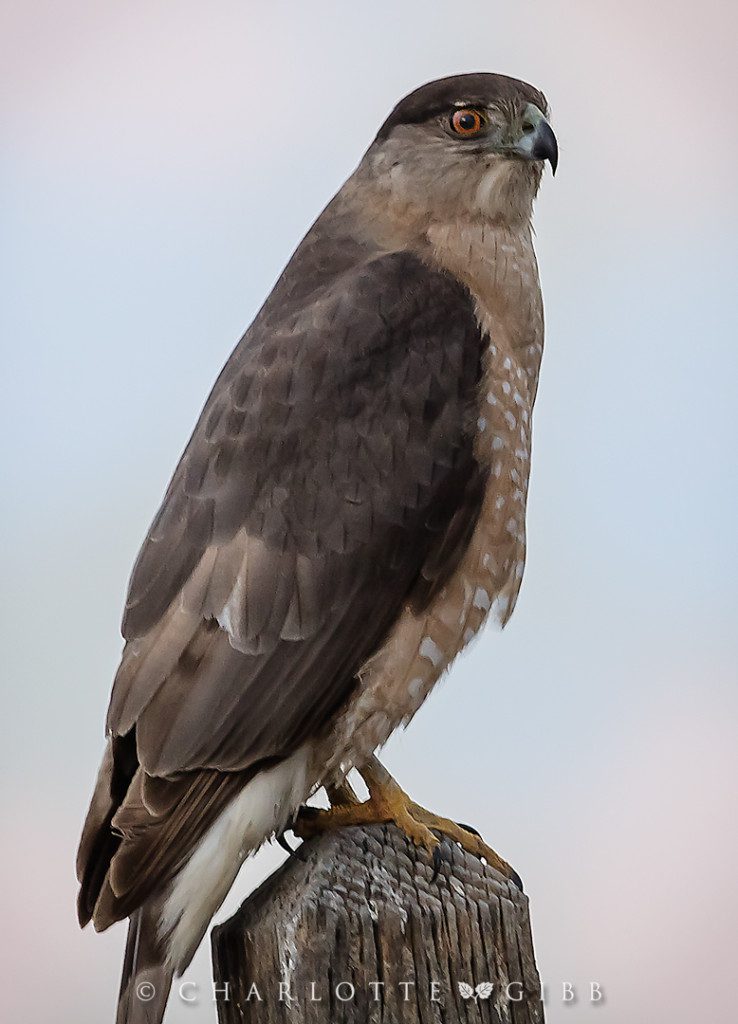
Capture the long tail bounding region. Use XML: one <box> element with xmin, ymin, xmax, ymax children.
<box><xmin>116</xmin><ymin>904</ymin><xmax>173</xmax><ymax>1024</ymax></box>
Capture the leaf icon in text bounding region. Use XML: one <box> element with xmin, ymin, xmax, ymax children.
<box><xmin>476</xmin><ymin>982</ymin><xmax>494</xmax><ymax>1000</ymax></box>
<box><xmin>458</xmin><ymin>982</ymin><xmax>475</xmax><ymax>1000</ymax></box>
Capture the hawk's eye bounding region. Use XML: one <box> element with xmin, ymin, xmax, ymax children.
<box><xmin>450</xmin><ymin>109</ymin><xmax>485</xmax><ymax>137</ymax></box>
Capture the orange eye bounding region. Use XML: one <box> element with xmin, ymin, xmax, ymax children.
<box><xmin>450</xmin><ymin>108</ymin><xmax>485</xmax><ymax>137</ymax></box>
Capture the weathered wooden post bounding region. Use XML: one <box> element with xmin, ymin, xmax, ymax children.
<box><xmin>212</xmin><ymin>823</ymin><xmax>543</xmax><ymax>1023</ymax></box>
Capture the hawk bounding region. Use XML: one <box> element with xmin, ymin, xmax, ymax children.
<box><xmin>77</xmin><ymin>72</ymin><xmax>557</xmax><ymax>1024</ymax></box>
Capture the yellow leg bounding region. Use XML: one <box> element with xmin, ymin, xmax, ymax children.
<box><xmin>325</xmin><ymin>778</ymin><xmax>360</xmax><ymax>807</ymax></box>
<box><xmin>293</xmin><ymin>756</ymin><xmax>521</xmax><ymax>889</ymax></box>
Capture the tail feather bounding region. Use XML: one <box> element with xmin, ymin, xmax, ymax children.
<box><xmin>116</xmin><ymin>905</ymin><xmax>173</xmax><ymax>1024</ymax></box>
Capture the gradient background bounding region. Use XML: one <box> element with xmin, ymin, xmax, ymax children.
<box><xmin>2</xmin><ymin>2</ymin><xmax>737</xmax><ymax>1021</ymax></box>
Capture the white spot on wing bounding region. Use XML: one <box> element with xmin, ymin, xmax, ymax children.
<box><xmin>419</xmin><ymin>636</ymin><xmax>444</xmax><ymax>668</ymax></box>
<box><xmin>408</xmin><ymin>677</ymin><xmax>425</xmax><ymax>702</ymax></box>
<box><xmin>490</xmin><ymin>594</ymin><xmax>510</xmax><ymax>623</ymax></box>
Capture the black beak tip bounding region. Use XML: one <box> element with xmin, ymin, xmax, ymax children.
<box><xmin>533</xmin><ymin>121</ymin><xmax>558</xmax><ymax>176</ymax></box>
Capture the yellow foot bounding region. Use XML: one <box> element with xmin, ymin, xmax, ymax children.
<box><xmin>295</xmin><ymin>771</ymin><xmax>440</xmax><ymax>858</ymax></box>
<box><xmin>292</xmin><ymin>757</ymin><xmax>522</xmax><ymax>890</ymax></box>
<box><xmin>406</xmin><ymin>800</ymin><xmax>522</xmax><ymax>890</ymax></box>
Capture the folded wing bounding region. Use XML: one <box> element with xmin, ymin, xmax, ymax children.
<box><xmin>78</xmin><ymin>250</ymin><xmax>486</xmax><ymax>929</ymax></box>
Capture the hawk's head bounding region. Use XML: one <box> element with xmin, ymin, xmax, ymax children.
<box><xmin>359</xmin><ymin>73</ymin><xmax>556</xmax><ymax>233</ymax></box>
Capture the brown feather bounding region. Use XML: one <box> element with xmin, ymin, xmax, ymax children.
<box><xmin>81</xmin><ymin>245</ymin><xmax>488</xmax><ymax>933</ymax></box>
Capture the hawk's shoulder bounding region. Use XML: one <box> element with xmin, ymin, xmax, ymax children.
<box><xmin>122</xmin><ymin>248</ymin><xmax>483</xmax><ymax>641</ymax></box>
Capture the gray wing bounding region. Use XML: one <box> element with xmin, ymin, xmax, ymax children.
<box><xmin>77</xmin><ymin>249</ymin><xmax>486</xmax><ymax>930</ymax></box>
<box><xmin>107</xmin><ymin>250</ymin><xmax>485</xmax><ymax>776</ymax></box>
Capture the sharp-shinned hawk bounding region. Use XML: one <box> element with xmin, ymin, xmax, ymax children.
<box><xmin>76</xmin><ymin>72</ymin><xmax>557</xmax><ymax>1024</ymax></box>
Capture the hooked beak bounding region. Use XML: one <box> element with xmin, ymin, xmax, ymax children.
<box><xmin>509</xmin><ymin>103</ymin><xmax>559</xmax><ymax>175</ymax></box>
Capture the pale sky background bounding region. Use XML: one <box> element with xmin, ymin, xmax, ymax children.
<box><xmin>2</xmin><ymin>2</ymin><xmax>737</xmax><ymax>1022</ymax></box>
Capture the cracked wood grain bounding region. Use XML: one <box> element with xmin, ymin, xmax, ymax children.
<box><xmin>211</xmin><ymin>824</ymin><xmax>544</xmax><ymax>1024</ymax></box>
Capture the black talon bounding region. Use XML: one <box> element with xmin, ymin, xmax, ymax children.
<box><xmin>275</xmin><ymin>831</ymin><xmax>295</xmax><ymax>855</ymax></box>
<box><xmin>295</xmin><ymin>805</ymin><xmax>320</xmax><ymax>821</ymax></box>
<box><xmin>454</xmin><ymin>821</ymin><xmax>523</xmax><ymax>891</ymax></box>
<box><xmin>510</xmin><ymin>868</ymin><xmax>524</xmax><ymax>893</ymax></box>
<box><xmin>285</xmin><ymin>808</ymin><xmax>314</xmax><ymax>862</ymax></box>
<box><xmin>455</xmin><ymin>821</ymin><xmax>482</xmax><ymax>838</ymax></box>
<box><xmin>284</xmin><ymin>828</ymin><xmax>309</xmax><ymax>863</ymax></box>
<box><xmin>430</xmin><ymin>845</ymin><xmax>443</xmax><ymax>883</ymax></box>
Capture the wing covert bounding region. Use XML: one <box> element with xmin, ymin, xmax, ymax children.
<box><xmin>109</xmin><ymin>250</ymin><xmax>485</xmax><ymax>776</ymax></box>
